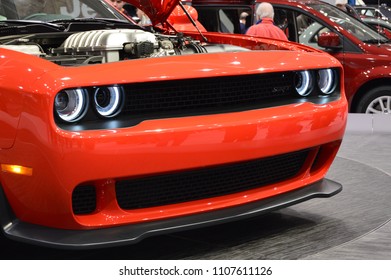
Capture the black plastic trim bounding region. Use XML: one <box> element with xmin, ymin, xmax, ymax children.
<box><xmin>0</xmin><ymin>179</ymin><xmax>342</xmax><ymax>250</ymax></box>
<box><xmin>0</xmin><ymin>184</ymin><xmax>17</xmax><ymax>232</ymax></box>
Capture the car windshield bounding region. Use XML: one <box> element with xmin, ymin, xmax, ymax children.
<box><xmin>311</xmin><ymin>3</ymin><xmax>389</xmax><ymax>43</ymax></box>
<box><xmin>0</xmin><ymin>0</ymin><xmax>129</xmax><ymax>22</ymax></box>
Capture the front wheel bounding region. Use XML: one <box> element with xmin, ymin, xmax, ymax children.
<box><xmin>356</xmin><ymin>86</ymin><xmax>391</xmax><ymax>114</ymax></box>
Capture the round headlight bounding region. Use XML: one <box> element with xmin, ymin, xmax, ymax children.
<box><xmin>94</xmin><ymin>86</ymin><xmax>123</xmax><ymax>117</ymax></box>
<box><xmin>318</xmin><ymin>69</ymin><xmax>336</xmax><ymax>95</ymax></box>
<box><xmin>294</xmin><ymin>70</ymin><xmax>313</xmax><ymax>97</ymax></box>
<box><xmin>55</xmin><ymin>89</ymin><xmax>88</xmax><ymax>122</ymax></box>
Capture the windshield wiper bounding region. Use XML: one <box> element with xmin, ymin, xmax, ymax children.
<box><xmin>47</xmin><ymin>17</ymin><xmax>142</xmax><ymax>31</ymax></box>
<box><xmin>0</xmin><ymin>20</ymin><xmax>64</xmax><ymax>29</ymax></box>
<box><xmin>48</xmin><ymin>17</ymin><xmax>125</xmax><ymax>23</ymax></box>
<box><xmin>0</xmin><ymin>20</ymin><xmax>65</xmax><ymax>35</ymax></box>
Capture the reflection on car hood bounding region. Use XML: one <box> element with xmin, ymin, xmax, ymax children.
<box><xmin>124</xmin><ymin>0</ymin><xmax>180</xmax><ymax>26</ymax></box>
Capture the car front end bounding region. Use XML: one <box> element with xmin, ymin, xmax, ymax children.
<box><xmin>0</xmin><ymin>0</ymin><xmax>347</xmax><ymax>249</ymax></box>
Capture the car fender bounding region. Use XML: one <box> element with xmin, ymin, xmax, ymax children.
<box><xmin>0</xmin><ymin>48</ymin><xmax>58</xmax><ymax>149</ymax></box>
<box><xmin>348</xmin><ymin>64</ymin><xmax>391</xmax><ymax>107</ymax></box>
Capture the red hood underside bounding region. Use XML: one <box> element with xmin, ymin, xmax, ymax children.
<box><xmin>123</xmin><ymin>0</ymin><xmax>180</xmax><ymax>26</ymax></box>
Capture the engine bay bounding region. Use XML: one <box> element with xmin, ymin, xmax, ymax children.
<box><xmin>0</xmin><ymin>28</ymin><xmax>248</xmax><ymax>66</ymax></box>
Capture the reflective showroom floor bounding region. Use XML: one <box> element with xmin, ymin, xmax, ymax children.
<box><xmin>1</xmin><ymin>114</ymin><xmax>390</xmax><ymax>260</ymax></box>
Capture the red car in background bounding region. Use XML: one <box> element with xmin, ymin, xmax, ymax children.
<box><xmin>192</xmin><ymin>0</ymin><xmax>391</xmax><ymax>114</ymax></box>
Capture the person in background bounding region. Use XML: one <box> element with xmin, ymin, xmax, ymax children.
<box><xmin>123</xmin><ymin>4</ymin><xmax>138</xmax><ymax>19</ymax></box>
<box><xmin>245</xmin><ymin>2</ymin><xmax>288</xmax><ymax>41</ymax></box>
<box><xmin>240</xmin><ymin>12</ymin><xmax>249</xmax><ymax>34</ymax></box>
<box><xmin>335</xmin><ymin>0</ymin><xmax>348</xmax><ymax>11</ymax></box>
<box><xmin>136</xmin><ymin>8</ymin><xmax>152</xmax><ymax>26</ymax></box>
<box><xmin>335</xmin><ymin>0</ymin><xmax>361</xmax><ymax>19</ymax></box>
<box><xmin>108</xmin><ymin>0</ymin><xmax>130</xmax><ymax>16</ymax></box>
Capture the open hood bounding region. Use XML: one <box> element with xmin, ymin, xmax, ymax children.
<box><xmin>124</xmin><ymin>0</ymin><xmax>180</xmax><ymax>26</ymax></box>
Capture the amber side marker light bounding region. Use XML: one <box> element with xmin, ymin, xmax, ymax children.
<box><xmin>1</xmin><ymin>164</ymin><xmax>33</xmax><ymax>176</ymax></box>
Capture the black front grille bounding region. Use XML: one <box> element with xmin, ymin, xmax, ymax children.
<box><xmin>123</xmin><ymin>72</ymin><xmax>294</xmax><ymax>116</ymax></box>
<box><xmin>115</xmin><ymin>149</ymin><xmax>310</xmax><ymax>210</ymax></box>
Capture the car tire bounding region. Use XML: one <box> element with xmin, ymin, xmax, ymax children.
<box><xmin>356</xmin><ymin>86</ymin><xmax>391</xmax><ymax>114</ymax></box>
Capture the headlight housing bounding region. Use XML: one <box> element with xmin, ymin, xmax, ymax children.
<box><xmin>54</xmin><ymin>86</ymin><xmax>125</xmax><ymax>124</ymax></box>
<box><xmin>93</xmin><ymin>86</ymin><xmax>124</xmax><ymax>118</ymax></box>
<box><xmin>317</xmin><ymin>69</ymin><xmax>337</xmax><ymax>95</ymax></box>
<box><xmin>54</xmin><ymin>89</ymin><xmax>88</xmax><ymax>123</ymax></box>
<box><xmin>294</xmin><ymin>70</ymin><xmax>313</xmax><ymax>97</ymax></box>
<box><xmin>294</xmin><ymin>69</ymin><xmax>339</xmax><ymax>97</ymax></box>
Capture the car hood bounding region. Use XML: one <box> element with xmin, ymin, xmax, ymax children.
<box><xmin>124</xmin><ymin>0</ymin><xmax>180</xmax><ymax>26</ymax></box>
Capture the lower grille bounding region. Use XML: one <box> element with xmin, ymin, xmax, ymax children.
<box><xmin>72</xmin><ymin>185</ymin><xmax>96</xmax><ymax>215</ymax></box>
<box><xmin>115</xmin><ymin>149</ymin><xmax>310</xmax><ymax>210</ymax></box>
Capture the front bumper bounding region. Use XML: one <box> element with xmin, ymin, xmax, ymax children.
<box><xmin>0</xmin><ymin>98</ymin><xmax>347</xmax><ymax>230</ymax></box>
<box><xmin>1</xmin><ymin>178</ymin><xmax>341</xmax><ymax>249</ymax></box>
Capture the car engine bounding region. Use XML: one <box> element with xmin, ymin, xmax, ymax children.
<box><xmin>0</xmin><ymin>29</ymin><xmax>248</xmax><ymax>66</ymax></box>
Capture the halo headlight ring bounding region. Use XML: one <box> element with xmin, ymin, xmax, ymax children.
<box><xmin>93</xmin><ymin>86</ymin><xmax>124</xmax><ymax>118</ymax></box>
<box><xmin>317</xmin><ymin>69</ymin><xmax>337</xmax><ymax>95</ymax></box>
<box><xmin>54</xmin><ymin>89</ymin><xmax>88</xmax><ymax>123</ymax></box>
<box><xmin>294</xmin><ymin>70</ymin><xmax>313</xmax><ymax>97</ymax></box>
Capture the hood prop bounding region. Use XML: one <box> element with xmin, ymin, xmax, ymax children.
<box><xmin>178</xmin><ymin>2</ymin><xmax>208</xmax><ymax>43</ymax></box>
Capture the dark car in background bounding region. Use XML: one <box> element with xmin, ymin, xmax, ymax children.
<box><xmin>355</xmin><ymin>4</ymin><xmax>391</xmax><ymax>22</ymax></box>
<box><xmin>192</xmin><ymin>0</ymin><xmax>391</xmax><ymax>114</ymax></box>
<box><xmin>361</xmin><ymin>17</ymin><xmax>391</xmax><ymax>38</ymax></box>
<box><xmin>362</xmin><ymin>0</ymin><xmax>388</xmax><ymax>3</ymax></box>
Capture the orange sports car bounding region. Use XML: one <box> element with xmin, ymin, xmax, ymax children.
<box><xmin>0</xmin><ymin>0</ymin><xmax>347</xmax><ymax>249</ymax></box>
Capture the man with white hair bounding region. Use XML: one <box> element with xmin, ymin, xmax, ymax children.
<box><xmin>335</xmin><ymin>0</ymin><xmax>361</xmax><ymax>19</ymax></box>
<box><xmin>335</xmin><ymin>0</ymin><xmax>348</xmax><ymax>11</ymax></box>
<box><xmin>245</xmin><ymin>2</ymin><xmax>288</xmax><ymax>41</ymax></box>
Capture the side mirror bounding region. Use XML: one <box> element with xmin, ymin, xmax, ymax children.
<box><xmin>318</xmin><ymin>32</ymin><xmax>342</xmax><ymax>50</ymax></box>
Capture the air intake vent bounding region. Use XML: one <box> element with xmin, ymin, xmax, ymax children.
<box><xmin>116</xmin><ymin>149</ymin><xmax>310</xmax><ymax>210</ymax></box>
<box><xmin>72</xmin><ymin>185</ymin><xmax>96</xmax><ymax>215</ymax></box>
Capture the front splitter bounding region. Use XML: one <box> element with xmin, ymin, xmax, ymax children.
<box><xmin>0</xmin><ymin>179</ymin><xmax>342</xmax><ymax>250</ymax></box>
